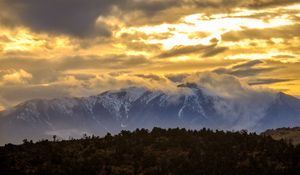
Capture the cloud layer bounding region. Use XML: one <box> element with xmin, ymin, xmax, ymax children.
<box><xmin>0</xmin><ymin>0</ymin><xmax>300</xmax><ymax>109</ymax></box>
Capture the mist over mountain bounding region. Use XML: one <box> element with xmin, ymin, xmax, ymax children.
<box><xmin>1</xmin><ymin>82</ymin><xmax>300</xmax><ymax>145</ymax></box>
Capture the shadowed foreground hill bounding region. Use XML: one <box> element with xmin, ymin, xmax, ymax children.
<box><xmin>1</xmin><ymin>128</ymin><xmax>300</xmax><ymax>175</ymax></box>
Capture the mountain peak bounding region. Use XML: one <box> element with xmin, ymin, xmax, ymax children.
<box><xmin>277</xmin><ymin>91</ymin><xmax>300</xmax><ymax>101</ymax></box>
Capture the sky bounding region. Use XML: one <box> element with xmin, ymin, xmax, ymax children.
<box><xmin>0</xmin><ymin>0</ymin><xmax>300</xmax><ymax>110</ymax></box>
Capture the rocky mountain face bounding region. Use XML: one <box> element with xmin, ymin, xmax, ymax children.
<box><xmin>1</xmin><ymin>84</ymin><xmax>300</xmax><ymax>145</ymax></box>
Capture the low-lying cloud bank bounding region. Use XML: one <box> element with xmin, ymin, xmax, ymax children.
<box><xmin>186</xmin><ymin>72</ymin><xmax>277</xmax><ymax>130</ymax></box>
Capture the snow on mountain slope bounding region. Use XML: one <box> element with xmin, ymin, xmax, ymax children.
<box><xmin>1</xmin><ymin>84</ymin><xmax>300</xmax><ymax>145</ymax></box>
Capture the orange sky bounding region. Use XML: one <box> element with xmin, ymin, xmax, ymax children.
<box><xmin>0</xmin><ymin>0</ymin><xmax>300</xmax><ymax>109</ymax></box>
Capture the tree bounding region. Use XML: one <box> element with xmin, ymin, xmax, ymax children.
<box><xmin>53</xmin><ymin>135</ymin><xmax>57</xmax><ymax>142</ymax></box>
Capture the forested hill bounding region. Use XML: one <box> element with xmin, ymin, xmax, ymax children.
<box><xmin>263</xmin><ymin>127</ymin><xmax>300</xmax><ymax>145</ymax></box>
<box><xmin>1</xmin><ymin>128</ymin><xmax>300</xmax><ymax>175</ymax></box>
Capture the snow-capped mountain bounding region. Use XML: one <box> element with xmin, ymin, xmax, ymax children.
<box><xmin>1</xmin><ymin>84</ymin><xmax>300</xmax><ymax>145</ymax></box>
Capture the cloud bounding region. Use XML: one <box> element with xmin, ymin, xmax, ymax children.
<box><xmin>0</xmin><ymin>67</ymin><xmax>285</xmax><ymax>130</ymax></box>
<box><xmin>0</xmin><ymin>84</ymin><xmax>71</xmax><ymax>107</ymax></box>
<box><xmin>166</xmin><ymin>73</ymin><xmax>191</xmax><ymax>83</ymax></box>
<box><xmin>202</xmin><ymin>47</ymin><xmax>228</xmax><ymax>57</ymax></box>
<box><xmin>158</xmin><ymin>44</ymin><xmax>212</xmax><ymax>58</ymax></box>
<box><xmin>184</xmin><ymin>72</ymin><xmax>277</xmax><ymax>130</ymax></box>
<box><xmin>135</xmin><ymin>74</ymin><xmax>164</xmax><ymax>81</ymax></box>
<box><xmin>0</xmin><ymin>0</ymin><xmax>182</xmax><ymax>37</ymax></box>
<box><xmin>185</xmin><ymin>72</ymin><xmax>248</xmax><ymax>98</ymax></box>
<box><xmin>272</xmin><ymin>55</ymin><xmax>297</xmax><ymax>59</ymax></box>
<box><xmin>190</xmin><ymin>0</ymin><xmax>299</xmax><ymax>9</ymax></box>
<box><xmin>0</xmin><ymin>0</ymin><xmax>117</xmax><ymax>37</ymax></box>
<box><xmin>213</xmin><ymin>60</ymin><xmax>280</xmax><ymax>77</ymax></box>
<box><xmin>0</xmin><ymin>70</ymin><xmax>177</xmax><ymax>108</ymax></box>
<box><xmin>2</xmin><ymin>0</ymin><xmax>297</xmax><ymax>38</ymax></box>
<box><xmin>245</xmin><ymin>0</ymin><xmax>300</xmax><ymax>9</ymax></box>
<box><xmin>0</xmin><ymin>54</ymin><xmax>229</xmax><ymax>107</ymax></box>
<box><xmin>67</xmin><ymin>74</ymin><xmax>97</xmax><ymax>81</ymax></box>
<box><xmin>0</xmin><ymin>0</ymin><xmax>299</xmax><ymax>111</ymax></box>
<box><xmin>158</xmin><ymin>44</ymin><xmax>228</xmax><ymax>58</ymax></box>
<box><xmin>0</xmin><ymin>58</ymin><xmax>62</xmax><ymax>84</ymax></box>
<box><xmin>232</xmin><ymin>60</ymin><xmax>263</xmax><ymax>69</ymax></box>
<box><xmin>0</xmin><ymin>54</ymin><xmax>152</xmax><ymax>86</ymax></box>
<box><xmin>1</xmin><ymin>69</ymin><xmax>32</xmax><ymax>85</ymax></box>
<box><xmin>154</xmin><ymin>0</ymin><xmax>300</xmax><ymax>13</ymax></box>
<box><xmin>231</xmin><ymin>67</ymin><xmax>279</xmax><ymax>77</ymax></box>
<box><xmin>57</xmin><ymin>55</ymin><xmax>150</xmax><ymax>70</ymax></box>
<box><xmin>248</xmin><ymin>78</ymin><xmax>292</xmax><ymax>85</ymax></box>
<box><xmin>0</xmin><ymin>96</ymin><xmax>9</xmax><ymax>111</ymax></box>
<box><xmin>222</xmin><ymin>24</ymin><xmax>300</xmax><ymax>42</ymax></box>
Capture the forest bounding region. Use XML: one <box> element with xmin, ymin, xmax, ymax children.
<box><xmin>1</xmin><ymin>127</ymin><xmax>300</xmax><ymax>175</ymax></box>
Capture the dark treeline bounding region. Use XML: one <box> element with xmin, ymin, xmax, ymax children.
<box><xmin>0</xmin><ymin>127</ymin><xmax>300</xmax><ymax>175</ymax></box>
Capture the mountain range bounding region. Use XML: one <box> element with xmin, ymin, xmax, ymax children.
<box><xmin>1</xmin><ymin>83</ymin><xmax>300</xmax><ymax>145</ymax></box>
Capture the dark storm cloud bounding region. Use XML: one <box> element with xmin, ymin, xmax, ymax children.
<box><xmin>248</xmin><ymin>78</ymin><xmax>292</xmax><ymax>85</ymax></box>
<box><xmin>0</xmin><ymin>0</ymin><xmax>180</xmax><ymax>37</ymax></box>
<box><xmin>158</xmin><ymin>44</ymin><xmax>228</xmax><ymax>58</ymax></box>
<box><xmin>0</xmin><ymin>0</ymin><xmax>119</xmax><ymax>37</ymax></box>
<box><xmin>213</xmin><ymin>60</ymin><xmax>281</xmax><ymax>77</ymax></box>
<box><xmin>3</xmin><ymin>0</ymin><xmax>114</xmax><ymax>36</ymax></box>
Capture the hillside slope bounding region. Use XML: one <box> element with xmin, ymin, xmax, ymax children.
<box><xmin>263</xmin><ymin>127</ymin><xmax>300</xmax><ymax>145</ymax></box>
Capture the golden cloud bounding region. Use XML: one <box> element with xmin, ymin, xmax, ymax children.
<box><xmin>0</xmin><ymin>1</ymin><xmax>300</xmax><ymax>108</ymax></box>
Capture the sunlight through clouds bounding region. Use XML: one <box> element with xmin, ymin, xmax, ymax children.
<box><xmin>118</xmin><ymin>11</ymin><xmax>293</xmax><ymax>49</ymax></box>
<box><xmin>0</xmin><ymin>27</ymin><xmax>76</xmax><ymax>58</ymax></box>
<box><xmin>0</xmin><ymin>0</ymin><xmax>300</xmax><ymax>107</ymax></box>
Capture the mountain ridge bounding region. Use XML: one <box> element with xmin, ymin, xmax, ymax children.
<box><xmin>1</xmin><ymin>84</ymin><xmax>300</xmax><ymax>145</ymax></box>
